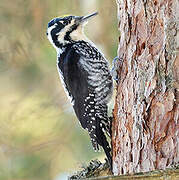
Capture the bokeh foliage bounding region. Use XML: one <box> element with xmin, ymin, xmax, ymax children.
<box><xmin>0</xmin><ymin>0</ymin><xmax>118</xmax><ymax>179</ymax></box>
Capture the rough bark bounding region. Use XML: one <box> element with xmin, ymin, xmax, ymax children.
<box><xmin>112</xmin><ymin>0</ymin><xmax>179</xmax><ymax>175</ymax></box>
<box><xmin>89</xmin><ymin>168</ymin><xmax>179</xmax><ymax>180</ymax></box>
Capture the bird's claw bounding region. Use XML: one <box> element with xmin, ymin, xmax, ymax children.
<box><xmin>111</xmin><ymin>56</ymin><xmax>123</xmax><ymax>83</ymax></box>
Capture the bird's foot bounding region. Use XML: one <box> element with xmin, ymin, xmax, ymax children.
<box><xmin>111</xmin><ymin>56</ymin><xmax>123</xmax><ymax>83</ymax></box>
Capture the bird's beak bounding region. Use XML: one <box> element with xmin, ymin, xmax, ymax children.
<box><xmin>76</xmin><ymin>12</ymin><xmax>98</xmax><ymax>24</ymax></box>
<box><xmin>81</xmin><ymin>12</ymin><xmax>98</xmax><ymax>22</ymax></box>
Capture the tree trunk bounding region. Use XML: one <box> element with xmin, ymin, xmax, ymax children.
<box><xmin>112</xmin><ymin>0</ymin><xmax>179</xmax><ymax>175</ymax></box>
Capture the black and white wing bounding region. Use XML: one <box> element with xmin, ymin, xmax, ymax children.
<box><xmin>57</xmin><ymin>42</ymin><xmax>112</xmax><ymax>164</ymax></box>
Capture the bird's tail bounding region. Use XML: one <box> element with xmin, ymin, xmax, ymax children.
<box><xmin>96</xmin><ymin>118</ymin><xmax>112</xmax><ymax>170</ymax></box>
<box><xmin>88</xmin><ymin>116</ymin><xmax>112</xmax><ymax>170</ymax></box>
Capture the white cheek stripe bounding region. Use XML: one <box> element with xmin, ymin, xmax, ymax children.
<box><xmin>57</xmin><ymin>20</ymin><xmax>74</xmax><ymax>44</ymax></box>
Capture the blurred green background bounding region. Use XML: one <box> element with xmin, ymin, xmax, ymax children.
<box><xmin>0</xmin><ymin>0</ymin><xmax>118</xmax><ymax>179</ymax></box>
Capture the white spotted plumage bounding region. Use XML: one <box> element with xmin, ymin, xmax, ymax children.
<box><xmin>73</xmin><ymin>41</ymin><xmax>113</xmax><ymax>105</ymax></box>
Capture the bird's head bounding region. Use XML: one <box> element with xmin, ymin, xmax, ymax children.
<box><xmin>46</xmin><ymin>12</ymin><xmax>98</xmax><ymax>50</ymax></box>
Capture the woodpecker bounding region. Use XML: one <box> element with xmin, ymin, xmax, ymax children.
<box><xmin>46</xmin><ymin>12</ymin><xmax>113</xmax><ymax>168</ymax></box>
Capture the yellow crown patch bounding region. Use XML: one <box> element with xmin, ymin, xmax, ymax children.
<box><xmin>61</xmin><ymin>14</ymin><xmax>70</xmax><ymax>18</ymax></box>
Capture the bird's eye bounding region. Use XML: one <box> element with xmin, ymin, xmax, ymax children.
<box><xmin>55</xmin><ymin>22</ymin><xmax>64</xmax><ymax>29</ymax></box>
<box><xmin>62</xmin><ymin>21</ymin><xmax>68</xmax><ymax>25</ymax></box>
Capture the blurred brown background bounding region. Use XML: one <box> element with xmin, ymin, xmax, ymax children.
<box><xmin>0</xmin><ymin>0</ymin><xmax>118</xmax><ymax>179</ymax></box>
